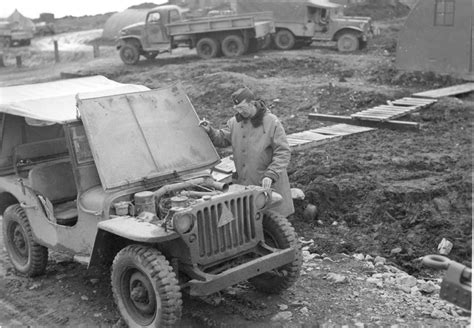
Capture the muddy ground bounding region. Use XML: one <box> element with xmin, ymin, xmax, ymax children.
<box><xmin>0</xmin><ymin>5</ymin><xmax>472</xmax><ymax>328</ymax></box>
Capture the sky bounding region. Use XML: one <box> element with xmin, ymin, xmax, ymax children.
<box><xmin>0</xmin><ymin>0</ymin><xmax>167</xmax><ymax>19</ymax></box>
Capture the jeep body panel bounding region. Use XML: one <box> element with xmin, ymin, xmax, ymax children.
<box><xmin>77</xmin><ymin>83</ymin><xmax>220</xmax><ymax>191</ymax></box>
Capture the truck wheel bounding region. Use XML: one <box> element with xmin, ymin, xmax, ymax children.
<box><xmin>274</xmin><ymin>30</ymin><xmax>295</xmax><ymax>50</ymax></box>
<box><xmin>3</xmin><ymin>204</ymin><xmax>48</xmax><ymax>277</ymax></box>
<box><xmin>248</xmin><ymin>211</ymin><xmax>302</xmax><ymax>293</ymax></box>
<box><xmin>196</xmin><ymin>38</ymin><xmax>220</xmax><ymax>59</ymax></box>
<box><xmin>221</xmin><ymin>35</ymin><xmax>245</xmax><ymax>57</ymax></box>
<box><xmin>337</xmin><ymin>32</ymin><xmax>360</xmax><ymax>52</ymax></box>
<box><xmin>120</xmin><ymin>43</ymin><xmax>140</xmax><ymax>65</ymax></box>
<box><xmin>111</xmin><ymin>245</ymin><xmax>182</xmax><ymax>327</ymax></box>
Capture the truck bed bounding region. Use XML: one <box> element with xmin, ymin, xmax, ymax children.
<box><xmin>166</xmin><ymin>12</ymin><xmax>274</xmax><ymax>38</ymax></box>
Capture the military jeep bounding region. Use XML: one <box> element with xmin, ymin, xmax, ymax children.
<box><xmin>0</xmin><ymin>77</ymin><xmax>302</xmax><ymax>327</ymax></box>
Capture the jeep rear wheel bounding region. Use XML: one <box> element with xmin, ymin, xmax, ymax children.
<box><xmin>120</xmin><ymin>43</ymin><xmax>140</xmax><ymax>65</ymax></box>
<box><xmin>337</xmin><ymin>32</ymin><xmax>360</xmax><ymax>52</ymax></box>
<box><xmin>111</xmin><ymin>245</ymin><xmax>182</xmax><ymax>327</ymax></box>
<box><xmin>3</xmin><ymin>204</ymin><xmax>48</xmax><ymax>277</ymax></box>
<box><xmin>248</xmin><ymin>211</ymin><xmax>302</xmax><ymax>293</ymax></box>
<box><xmin>196</xmin><ymin>37</ymin><xmax>220</xmax><ymax>59</ymax></box>
<box><xmin>274</xmin><ymin>29</ymin><xmax>296</xmax><ymax>50</ymax></box>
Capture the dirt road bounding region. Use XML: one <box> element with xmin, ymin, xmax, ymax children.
<box><xmin>0</xmin><ymin>23</ymin><xmax>471</xmax><ymax>327</ymax></box>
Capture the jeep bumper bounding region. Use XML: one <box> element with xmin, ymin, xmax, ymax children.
<box><xmin>185</xmin><ymin>247</ymin><xmax>296</xmax><ymax>296</ymax></box>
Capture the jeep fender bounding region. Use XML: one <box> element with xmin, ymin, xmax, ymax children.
<box><xmin>88</xmin><ymin>216</ymin><xmax>179</xmax><ymax>267</ymax></box>
<box><xmin>333</xmin><ymin>27</ymin><xmax>363</xmax><ymax>41</ymax></box>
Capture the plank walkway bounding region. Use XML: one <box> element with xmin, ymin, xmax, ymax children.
<box><xmin>412</xmin><ymin>83</ymin><xmax>474</xmax><ymax>99</ymax></box>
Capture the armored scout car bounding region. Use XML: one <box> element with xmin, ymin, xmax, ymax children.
<box><xmin>0</xmin><ymin>76</ymin><xmax>302</xmax><ymax>327</ymax></box>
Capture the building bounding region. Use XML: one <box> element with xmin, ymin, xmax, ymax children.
<box><xmin>396</xmin><ymin>0</ymin><xmax>473</xmax><ymax>79</ymax></box>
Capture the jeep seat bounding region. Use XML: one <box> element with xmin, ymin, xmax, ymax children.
<box><xmin>28</xmin><ymin>161</ymin><xmax>78</xmax><ymax>226</ymax></box>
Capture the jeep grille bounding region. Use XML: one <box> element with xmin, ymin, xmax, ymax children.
<box><xmin>196</xmin><ymin>195</ymin><xmax>257</xmax><ymax>260</ymax></box>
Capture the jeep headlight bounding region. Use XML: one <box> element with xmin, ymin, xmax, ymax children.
<box><xmin>255</xmin><ymin>191</ymin><xmax>269</xmax><ymax>210</ymax></box>
<box><xmin>173</xmin><ymin>213</ymin><xmax>194</xmax><ymax>234</ymax></box>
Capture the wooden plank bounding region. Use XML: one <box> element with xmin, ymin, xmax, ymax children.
<box><xmin>413</xmin><ymin>83</ymin><xmax>474</xmax><ymax>98</ymax></box>
<box><xmin>287</xmin><ymin>135</ymin><xmax>342</xmax><ymax>151</ymax></box>
<box><xmin>373</xmin><ymin>105</ymin><xmax>418</xmax><ymax>110</ymax></box>
<box><xmin>356</xmin><ymin>109</ymin><xmax>408</xmax><ymax>115</ymax></box>
<box><xmin>397</xmin><ymin>97</ymin><xmax>436</xmax><ymax>103</ymax></box>
<box><xmin>391</xmin><ymin>100</ymin><xmax>435</xmax><ymax>106</ymax></box>
<box><xmin>311</xmin><ymin>123</ymin><xmax>374</xmax><ymax>135</ymax></box>
<box><xmin>289</xmin><ymin>131</ymin><xmax>333</xmax><ymax>141</ymax></box>
<box><xmin>308</xmin><ymin>113</ymin><xmax>420</xmax><ymax>131</ymax></box>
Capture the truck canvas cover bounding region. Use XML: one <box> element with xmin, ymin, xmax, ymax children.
<box><xmin>236</xmin><ymin>0</ymin><xmax>340</xmax><ymax>22</ymax></box>
<box><xmin>77</xmin><ymin>83</ymin><xmax>220</xmax><ymax>190</ymax></box>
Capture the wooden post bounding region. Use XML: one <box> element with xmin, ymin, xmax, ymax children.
<box><xmin>16</xmin><ymin>55</ymin><xmax>22</xmax><ymax>67</ymax></box>
<box><xmin>54</xmin><ymin>40</ymin><xmax>60</xmax><ymax>63</ymax></box>
<box><xmin>93</xmin><ymin>44</ymin><xmax>100</xmax><ymax>58</ymax></box>
<box><xmin>0</xmin><ymin>52</ymin><xmax>4</xmax><ymax>67</ymax></box>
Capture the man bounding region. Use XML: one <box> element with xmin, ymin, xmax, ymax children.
<box><xmin>200</xmin><ymin>87</ymin><xmax>294</xmax><ymax>217</ymax></box>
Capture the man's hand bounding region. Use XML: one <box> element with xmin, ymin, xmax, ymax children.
<box><xmin>199</xmin><ymin>118</ymin><xmax>211</xmax><ymax>133</ymax></box>
<box><xmin>262</xmin><ymin>177</ymin><xmax>272</xmax><ymax>189</ymax></box>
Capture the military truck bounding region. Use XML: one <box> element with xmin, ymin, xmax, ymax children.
<box><xmin>234</xmin><ymin>0</ymin><xmax>374</xmax><ymax>51</ymax></box>
<box><xmin>0</xmin><ymin>76</ymin><xmax>302</xmax><ymax>327</ymax></box>
<box><xmin>0</xmin><ymin>21</ymin><xmax>34</xmax><ymax>47</ymax></box>
<box><xmin>117</xmin><ymin>4</ymin><xmax>274</xmax><ymax>65</ymax></box>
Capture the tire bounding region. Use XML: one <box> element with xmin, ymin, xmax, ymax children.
<box><xmin>337</xmin><ymin>32</ymin><xmax>360</xmax><ymax>52</ymax></box>
<box><xmin>248</xmin><ymin>211</ymin><xmax>302</xmax><ymax>293</ymax></box>
<box><xmin>274</xmin><ymin>29</ymin><xmax>296</xmax><ymax>50</ymax></box>
<box><xmin>119</xmin><ymin>43</ymin><xmax>140</xmax><ymax>65</ymax></box>
<box><xmin>3</xmin><ymin>204</ymin><xmax>48</xmax><ymax>277</ymax></box>
<box><xmin>143</xmin><ymin>51</ymin><xmax>159</xmax><ymax>60</ymax></box>
<box><xmin>246</xmin><ymin>37</ymin><xmax>259</xmax><ymax>53</ymax></box>
<box><xmin>221</xmin><ymin>34</ymin><xmax>245</xmax><ymax>57</ymax></box>
<box><xmin>196</xmin><ymin>37</ymin><xmax>220</xmax><ymax>59</ymax></box>
<box><xmin>111</xmin><ymin>245</ymin><xmax>182</xmax><ymax>327</ymax></box>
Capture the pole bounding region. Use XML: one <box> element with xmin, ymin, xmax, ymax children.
<box><xmin>16</xmin><ymin>55</ymin><xmax>22</xmax><ymax>67</ymax></box>
<box><xmin>54</xmin><ymin>40</ymin><xmax>60</xmax><ymax>63</ymax></box>
<box><xmin>93</xmin><ymin>44</ymin><xmax>100</xmax><ymax>58</ymax></box>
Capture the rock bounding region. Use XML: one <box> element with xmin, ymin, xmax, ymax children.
<box><xmin>90</xmin><ymin>278</ymin><xmax>99</xmax><ymax>285</ymax></box>
<box><xmin>271</xmin><ymin>311</ymin><xmax>293</xmax><ymax>321</ymax></box>
<box><xmin>353</xmin><ymin>253</ymin><xmax>365</xmax><ymax>261</ymax></box>
<box><xmin>418</xmin><ymin>281</ymin><xmax>439</xmax><ymax>294</ymax></box>
<box><xmin>291</xmin><ymin>188</ymin><xmax>305</xmax><ymax>200</ymax></box>
<box><xmin>365</xmin><ymin>255</ymin><xmax>374</xmax><ymax>261</ymax></box>
<box><xmin>327</xmin><ymin>273</ymin><xmax>348</xmax><ymax>284</ymax></box>
<box><xmin>430</xmin><ymin>309</ymin><xmax>448</xmax><ymax>319</ymax></box>
<box><xmin>363</xmin><ymin>261</ymin><xmax>375</xmax><ymax>270</ymax></box>
<box><xmin>303</xmin><ymin>204</ymin><xmax>318</xmax><ymax>220</ymax></box>
<box><xmin>437</xmin><ymin>238</ymin><xmax>453</xmax><ymax>255</ymax></box>
<box><xmin>81</xmin><ymin>295</ymin><xmax>89</xmax><ymax>301</ymax></box>
<box><xmin>390</xmin><ymin>247</ymin><xmax>402</xmax><ymax>255</ymax></box>
<box><xmin>374</xmin><ymin>256</ymin><xmax>386</xmax><ymax>265</ymax></box>
<box><xmin>278</xmin><ymin>304</ymin><xmax>288</xmax><ymax>311</ymax></box>
<box><xmin>300</xmin><ymin>307</ymin><xmax>309</xmax><ymax>315</ymax></box>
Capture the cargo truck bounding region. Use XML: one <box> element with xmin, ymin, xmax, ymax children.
<box><xmin>234</xmin><ymin>0</ymin><xmax>374</xmax><ymax>52</ymax></box>
<box><xmin>117</xmin><ymin>4</ymin><xmax>274</xmax><ymax>65</ymax></box>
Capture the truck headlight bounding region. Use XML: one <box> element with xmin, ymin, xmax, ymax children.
<box><xmin>255</xmin><ymin>191</ymin><xmax>269</xmax><ymax>210</ymax></box>
<box><xmin>173</xmin><ymin>213</ymin><xmax>194</xmax><ymax>234</ymax></box>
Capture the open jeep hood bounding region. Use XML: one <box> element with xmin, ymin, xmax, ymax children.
<box><xmin>77</xmin><ymin>83</ymin><xmax>220</xmax><ymax>190</ymax></box>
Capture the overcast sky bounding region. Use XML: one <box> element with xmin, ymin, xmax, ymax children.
<box><xmin>1</xmin><ymin>0</ymin><xmax>167</xmax><ymax>19</ymax></box>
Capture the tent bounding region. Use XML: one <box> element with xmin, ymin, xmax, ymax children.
<box><xmin>102</xmin><ymin>9</ymin><xmax>149</xmax><ymax>40</ymax></box>
<box><xmin>396</xmin><ymin>0</ymin><xmax>473</xmax><ymax>79</ymax></box>
<box><xmin>7</xmin><ymin>9</ymin><xmax>35</xmax><ymax>32</ymax></box>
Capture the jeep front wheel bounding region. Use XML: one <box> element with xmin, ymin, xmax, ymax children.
<box><xmin>3</xmin><ymin>204</ymin><xmax>48</xmax><ymax>277</ymax></box>
<box><xmin>120</xmin><ymin>43</ymin><xmax>140</xmax><ymax>65</ymax></box>
<box><xmin>248</xmin><ymin>211</ymin><xmax>302</xmax><ymax>293</ymax></box>
<box><xmin>337</xmin><ymin>32</ymin><xmax>360</xmax><ymax>52</ymax></box>
<box><xmin>111</xmin><ymin>245</ymin><xmax>182</xmax><ymax>327</ymax></box>
<box><xmin>274</xmin><ymin>29</ymin><xmax>296</xmax><ymax>50</ymax></box>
